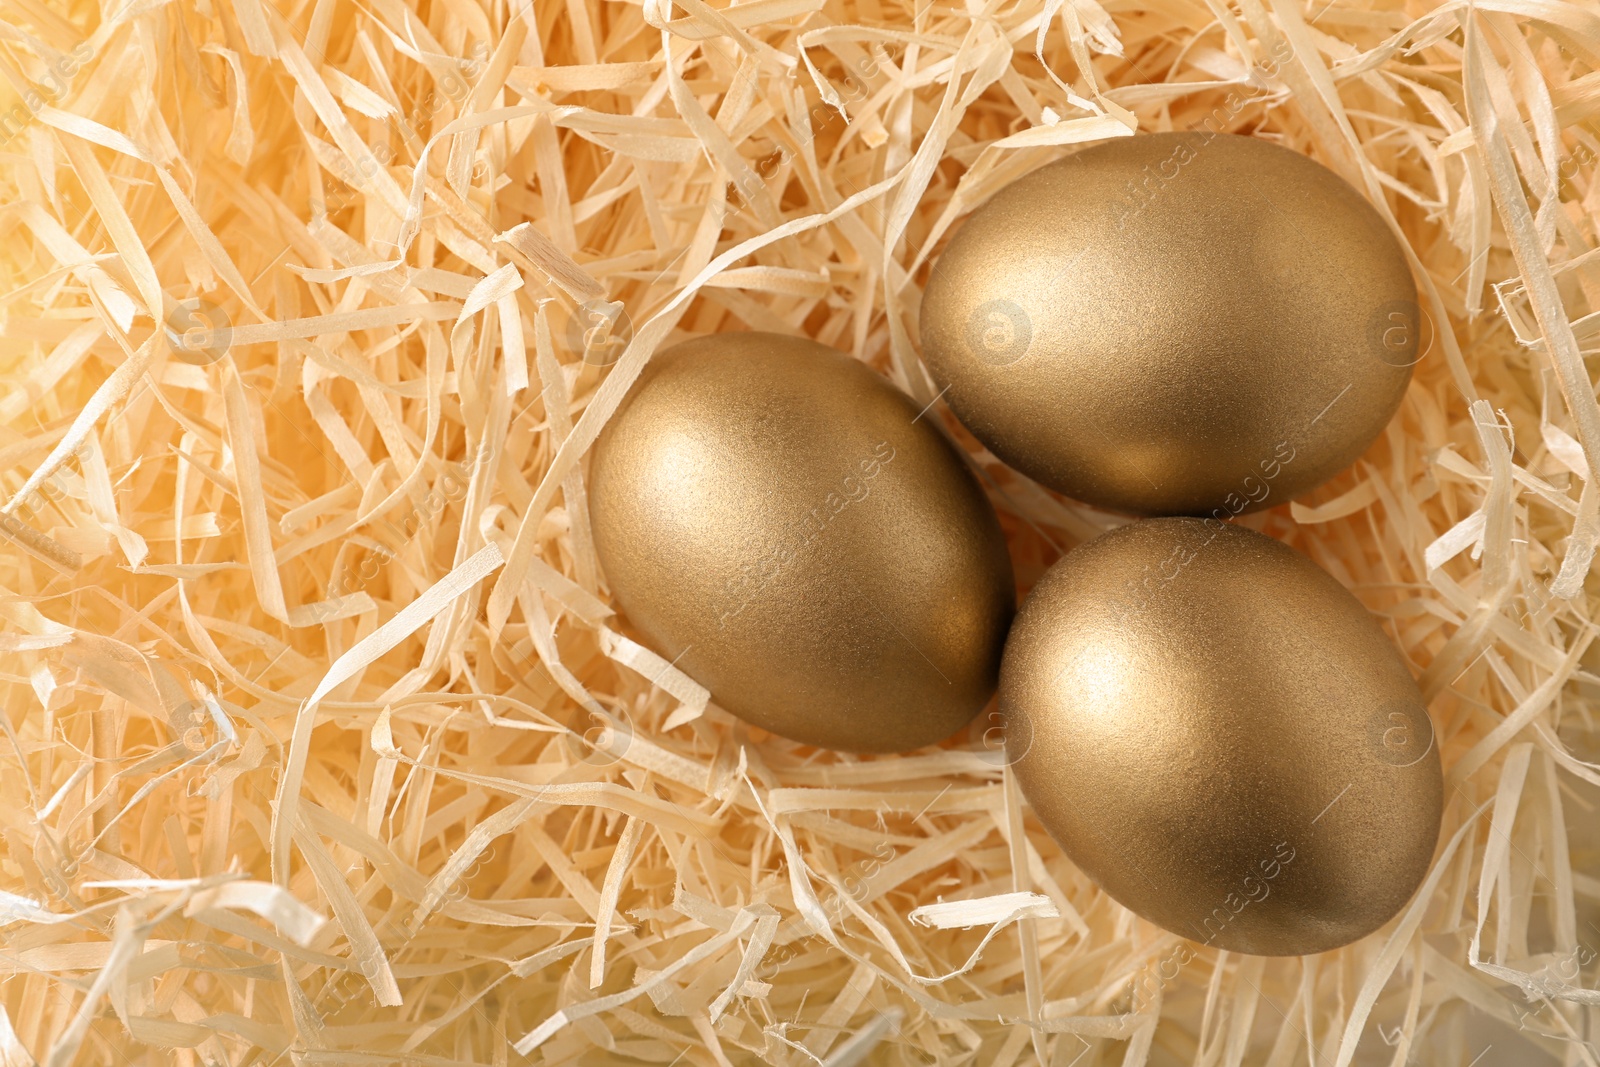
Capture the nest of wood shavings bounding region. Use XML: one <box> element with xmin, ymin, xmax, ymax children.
<box><xmin>2</xmin><ymin>0</ymin><xmax>1600</xmax><ymax>1063</ymax></box>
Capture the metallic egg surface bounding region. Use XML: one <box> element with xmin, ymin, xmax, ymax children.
<box><xmin>920</xmin><ymin>132</ymin><xmax>1419</xmax><ymax>517</ymax></box>
<box><xmin>1000</xmin><ymin>519</ymin><xmax>1442</xmax><ymax>955</ymax></box>
<box><xmin>589</xmin><ymin>332</ymin><xmax>1015</xmax><ymax>753</ymax></box>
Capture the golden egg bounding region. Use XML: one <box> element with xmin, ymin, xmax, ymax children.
<box><xmin>921</xmin><ymin>132</ymin><xmax>1419</xmax><ymax>517</ymax></box>
<box><xmin>1000</xmin><ymin>519</ymin><xmax>1442</xmax><ymax>955</ymax></box>
<box><xmin>589</xmin><ymin>331</ymin><xmax>1015</xmax><ymax>753</ymax></box>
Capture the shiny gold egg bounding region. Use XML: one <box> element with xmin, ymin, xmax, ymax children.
<box><xmin>1001</xmin><ymin>519</ymin><xmax>1442</xmax><ymax>955</ymax></box>
<box><xmin>589</xmin><ymin>332</ymin><xmax>1015</xmax><ymax>753</ymax></box>
<box><xmin>921</xmin><ymin>132</ymin><xmax>1419</xmax><ymax>517</ymax></box>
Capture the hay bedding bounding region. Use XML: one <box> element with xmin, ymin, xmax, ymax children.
<box><xmin>0</xmin><ymin>0</ymin><xmax>1598</xmax><ymax>1062</ymax></box>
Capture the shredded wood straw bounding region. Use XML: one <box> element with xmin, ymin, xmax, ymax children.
<box><xmin>1</xmin><ymin>0</ymin><xmax>1598</xmax><ymax>1063</ymax></box>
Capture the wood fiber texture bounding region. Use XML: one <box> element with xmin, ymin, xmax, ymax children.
<box><xmin>0</xmin><ymin>0</ymin><xmax>1597</xmax><ymax>1064</ymax></box>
